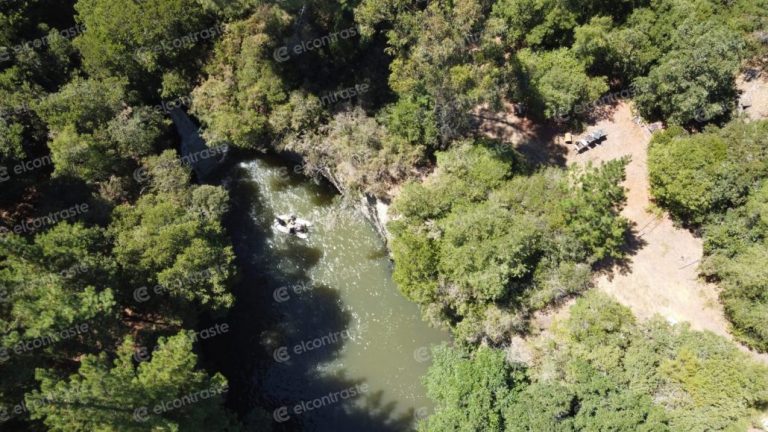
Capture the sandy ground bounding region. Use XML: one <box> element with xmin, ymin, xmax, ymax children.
<box><xmin>738</xmin><ymin>70</ymin><xmax>768</xmax><ymax>121</ymax></box>
<box><xmin>477</xmin><ymin>98</ymin><xmax>768</xmax><ymax>364</ymax></box>
<box><xmin>570</xmin><ymin>103</ymin><xmax>736</xmax><ymax>337</ymax></box>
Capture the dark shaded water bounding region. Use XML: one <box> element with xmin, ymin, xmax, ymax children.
<box><xmin>205</xmin><ymin>157</ymin><xmax>447</xmax><ymax>431</ymax></box>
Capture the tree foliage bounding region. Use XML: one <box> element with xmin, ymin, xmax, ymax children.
<box><xmin>0</xmin><ymin>223</ymin><xmax>116</xmax><ymax>343</ymax></box>
<box><xmin>702</xmin><ymin>181</ymin><xmax>768</xmax><ymax>351</ymax></box>
<box><xmin>649</xmin><ymin>121</ymin><xmax>768</xmax><ymax>224</ymax></box>
<box><xmin>37</xmin><ymin>76</ymin><xmax>167</xmax><ymax>185</ymax></box>
<box><xmin>191</xmin><ymin>6</ymin><xmax>291</xmax><ymax>149</ymax></box>
<box><xmin>516</xmin><ymin>48</ymin><xmax>608</xmax><ymax>120</ymax></box>
<box><xmin>73</xmin><ymin>0</ymin><xmax>211</xmax><ymax>96</ymax></box>
<box><xmin>633</xmin><ymin>22</ymin><xmax>743</xmax><ymax>125</ymax></box>
<box><xmin>3</xmin><ymin>1</ymin><xmax>768</xmax><ymax>430</ymax></box>
<box><xmin>27</xmin><ymin>332</ymin><xmax>239</xmax><ymax>431</ymax></box>
<box><xmin>110</xmin><ymin>151</ymin><xmax>236</xmax><ymax>310</ymax></box>
<box><xmin>281</xmin><ymin>107</ymin><xmax>424</xmax><ymax>197</ymax></box>
<box><xmin>0</xmin><ymin>2</ymin><xmax>266</xmax><ymax>429</ymax></box>
<box><xmin>358</xmin><ymin>0</ymin><xmax>506</xmax><ymax>146</ymax></box>
<box><xmin>420</xmin><ymin>345</ymin><xmax>522</xmax><ymax>432</ymax></box>
<box><xmin>390</xmin><ymin>142</ymin><xmax>628</xmax><ymax>344</ymax></box>
<box><xmin>649</xmin><ymin>121</ymin><xmax>768</xmax><ymax>351</ymax></box>
<box><xmin>419</xmin><ymin>293</ymin><xmax>768</xmax><ymax>431</ymax></box>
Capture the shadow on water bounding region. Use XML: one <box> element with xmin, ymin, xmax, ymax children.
<box><xmin>200</xmin><ymin>161</ymin><xmax>419</xmax><ymax>432</ymax></box>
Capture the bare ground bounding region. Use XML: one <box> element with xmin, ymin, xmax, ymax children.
<box><xmin>738</xmin><ymin>69</ymin><xmax>768</xmax><ymax>121</ymax></box>
<box><xmin>477</xmin><ymin>98</ymin><xmax>768</xmax><ymax>364</ymax></box>
<box><xmin>572</xmin><ymin>103</ymin><xmax>738</xmax><ymax>337</ymax></box>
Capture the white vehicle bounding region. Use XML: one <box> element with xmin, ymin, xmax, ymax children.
<box><xmin>274</xmin><ymin>214</ymin><xmax>312</xmax><ymax>239</ymax></box>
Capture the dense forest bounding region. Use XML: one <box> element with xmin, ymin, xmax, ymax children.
<box><xmin>1</xmin><ymin>0</ymin><xmax>767</xmax><ymax>431</ymax></box>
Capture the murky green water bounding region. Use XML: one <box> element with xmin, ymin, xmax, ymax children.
<box><xmin>212</xmin><ymin>156</ymin><xmax>447</xmax><ymax>431</ymax></box>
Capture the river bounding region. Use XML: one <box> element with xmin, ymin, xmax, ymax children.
<box><xmin>201</xmin><ymin>155</ymin><xmax>447</xmax><ymax>432</ymax></box>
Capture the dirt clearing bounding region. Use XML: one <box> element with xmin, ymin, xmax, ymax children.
<box><xmin>477</xmin><ymin>100</ymin><xmax>768</xmax><ymax>363</ymax></box>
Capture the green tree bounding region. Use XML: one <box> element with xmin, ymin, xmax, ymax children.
<box><xmin>0</xmin><ymin>222</ymin><xmax>117</xmax><ymax>413</ymax></box>
<box><xmin>420</xmin><ymin>293</ymin><xmax>768</xmax><ymax>431</ymax></box>
<box><xmin>37</xmin><ymin>76</ymin><xmax>132</xmax><ymax>184</ymax></box>
<box><xmin>516</xmin><ymin>48</ymin><xmax>608</xmax><ymax>120</ymax></box>
<box><xmin>0</xmin><ymin>223</ymin><xmax>117</xmax><ymax>347</ymax></box>
<box><xmin>37</xmin><ymin>76</ymin><xmax>169</xmax><ymax>185</ymax></box>
<box><xmin>106</xmin><ymin>106</ymin><xmax>165</xmax><ymax>160</ymax></box>
<box><xmin>504</xmin><ymin>383</ymin><xmax>577</xmax><ymax>432</ymax></box>
<box><xmin>281</xmin><ymin>108</ymin><xmax>423</xmax><ymax>197</ymax></box>
<box><xmin>26</xmin><ymin>332</ymin><xmax>240</xmax><ymax>431</ymax></box>
<box><xmin>0</xmin><ymin>67</ymin><xmax>58</xmax><ymax>206</ymax></box>
<box><xmin>572</xmin><ymin>16</ymin><xmax>615</xmax><ymax>74</ymax></box>
<box><xmin>195</xmin><ymin>0</ymin><xmax>261</xmax><ymax>20</ymax></box>
<box><xmin>648</xmin><ymin>121</ymin><xmax>768</xmax><ymax>224</ymax></box>
<box><xmin>702</xmin><ymin>181</ymin><xmax>768</xmax><ymax>351</ymax></box>
<box><xmin>191</xmin><ymin>6</ymin><xmax>291</xmax><ymax>149</ymax></box>
<box><xmin>439</xmin><ymin>202</ymin><xmax>541</xmax><ymax>303</ymax></box>
<box><xmin>658</xmin><ymin>328</ymin><xmax>768</xmax><ymax>431</ymax></box>
<box><xmin>633</xmin><ymin>22</ymin><xmax>743</xmax><ymax>125</ymax></box>
<box><xmin>37</xmin><ymin>76</ymin><xmax>128</xmax><ymax>134</ymax></box>
<box><xmin>381</xmin><ymin>95</ymin><xmax>439</xmax><ymax>150</ymax></box>
<box><xmin>602</xmin><ymin>12</ymin><xmax>660</xmax><ymax>80</ymax></box>
<box><xmin>563</xmin><ymin>158</ymin><xmax>630</xmax><ymax>261</ymax></box>
<box><xmin>490</xmin><ymin>0</ymin><xmax>578</xmax><ymax>49</ymax></box>
<box><xmin>359</xmin><ymin>0</ymin><xmax>506</xmax><ymax>146</ymax></box>
<box><xmin>0</xmin><ymin>114</ymin><xmax>25</xmax><ymax>161</ymax></box>
<box><xmin>420</xmin><ymin>345</ymin><xmax>522</xmax><ymax>432</ymax></box>
<box><xmin>648</xmin><ymin>127</ymin><xmax>727</xmax><ymax>223</ymax></box>
<box><xmin>46</xmin><ymin>126</ymin><xmax>120</xmax><ymax>183</ymax></box>
<box><xmin>110</xmin><ymin>152</ymin><xmax>236</xmax><ymax>310</ymax></box>
<box><xmin>390</xmin><ymin>143</ymin><xmax>627</xmax><ymax>343</ymax></box>
<box><xmin>73</xmin><ymin>0</ymin><xmax>211</xmax><ymax>95</ymax></box>
<box><xmin>553</xmin><ymin>293</ymin><xmax>768</xmax><ymax>431</ymax></box>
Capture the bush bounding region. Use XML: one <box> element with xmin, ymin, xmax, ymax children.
<box><xmin>648</xmin><ymin>121</ymin><xmax>768</xmax><ymax>224</ymax></box>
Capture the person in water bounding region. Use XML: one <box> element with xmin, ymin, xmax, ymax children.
<box><xmin>278</xmin><ymin>214</ymin><xmax>307</xmax><ymax>235</ymax></box>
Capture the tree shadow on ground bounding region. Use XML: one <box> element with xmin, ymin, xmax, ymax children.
<box><xmin>593</xmin><ymin>220</ymin><xmax>649</xmax><ymax>278</ymax></box>
<box><xmin>472</xmin><ymin>104</ymin><xmax>568</xmax><ymax>168</ymax></box>
<box><xmin>582</xmin><ymin>97</ymin><xmax>623</xmax><ymax>125</ymax></box>
<box><xmin>512</xmin><ymin>132</ymin><xmax>569</xmax><ymax>168</ymax></box>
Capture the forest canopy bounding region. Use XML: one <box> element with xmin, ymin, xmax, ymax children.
<box><xmin>1</xmin><ymin>0</ymin><xmax>767</xmax><ymax>431</ymax></box>
<box><xmin>389</xmin><ymin>142</ymin><xmax>629</xmax><ymax>344</ymax></box>
<box><xmin>421</xmin><ymin>293</ymin><xmax>768</xmax><ymax>432</ymax></box>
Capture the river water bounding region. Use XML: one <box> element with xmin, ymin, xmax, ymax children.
<box><xmin>206</xmin><ymin>156</ymin><xmax>447</xmax><ymax>432</ymax></box>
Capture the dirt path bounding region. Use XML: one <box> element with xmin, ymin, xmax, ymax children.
<box><xmin>477</xmin><ymin>100</ymin><xmax>768</xmax><ymax>364</ymax></box>
<box><xmin>570</xmin><ymin>103</ymin><xmax>734</xmax><ymax>334</ymax></box>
